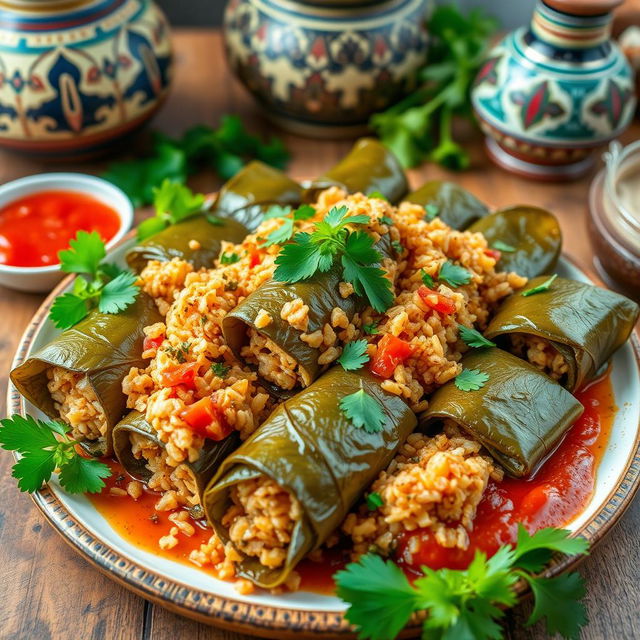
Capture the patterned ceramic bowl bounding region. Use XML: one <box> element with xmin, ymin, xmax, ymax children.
<box><xmin>0</xmin><ymin>0</ymin><xmax>173</xmax><ymax>157</ymax></box>
<box><xmin>223</xmin><ymin>0</ymin><xmax>429</xmax><ymax>138</ymax></box>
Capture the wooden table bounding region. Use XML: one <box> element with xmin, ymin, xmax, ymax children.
<box><xmin>1</xmin><ymin>29</ymin><xmax>639</xmax><ymax>640</ymax></box>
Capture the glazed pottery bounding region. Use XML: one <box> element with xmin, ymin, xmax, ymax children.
<box><xmin>472</xmin><ymin>0</ymin><xmax>636</xmax><ymax>180</ymax></box>
<box><xmin>223</xmin><ymin>0</ymin><xmax>429</xmax><ymax>138</ymax></box>
<box><xmin>0</xmin><ymin>0</ymin><xmax>173</xmax><ymax>157</ymax></box>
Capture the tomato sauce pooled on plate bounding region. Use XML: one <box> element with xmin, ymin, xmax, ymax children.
<box><xmin>89</xmin><ymin>371</ymin><xmax>616</xmax><ymax>592</ymax></box>
<box><xmin>0</xmin><ymin>191</ymin><xmax>120</xmax><ymax>267</ymax></box>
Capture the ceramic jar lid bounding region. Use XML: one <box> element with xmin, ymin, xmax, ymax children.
<box><xmin>543</xmin><ymin>0</ymin><xmax>623</xmax><ymax>16</ymax></box>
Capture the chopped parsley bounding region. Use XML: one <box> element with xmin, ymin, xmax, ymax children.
<box><xmin>339</xmin><ymin>388</ymin><xmax>385</xmax><ymax>434</ymax></box>
<box><xmin>424</xmin><ymin>203</ymin><xmax>439</xmax><ymax>221</ymax></box>
<box><xmin>438</xmin><ymin>260</ymin><xmax>472</xmax><ymax>287</ymax></box>
<box><xmin>392</xmin><ymin>240</ymin><xmax>404</xmax><ymax>255</ymax></box>
<box><xmin>380</xmin><ymin>215</ymin><xmax>394</xmax><ymax>226</ymax></box>
<box><xmin>137</xmin><ymin>180</ymin><xmax>206</xmax><ymax>240</ymax></box>
<box><xmin>261</xmin><ymin>204</ymin><xmax>317</xmax><ymax>247</ymax></box>
<box><xmin>334</xmin><ymin>525</ymin><xmax>589</xmax><ymax>640</ymax></box>
<box><xmin>458</xmin><ymin>324</ymin><xmax>496</xmax><ymax>349</ymax></box>
<box><xmin>49</xmin><ymin>231</ymin><xmax>139</xmax><ymax>330</ymax></box>
<box><xmin>165</xmin><ymin>341</ymin><xmax>191</xmax><ymax>363</ymax></box>
<box><xmin>522</xmin><ymin>274</ymin><xmax>558</xmax><ymax>297</ymax></box>
<box><xmin>420</xmin><ymin>269</ymin><xmax>435</xmax><ymax>288</ymax></box>
<box><xmin>367</xmin><ymin>190</ymin><xmax>388</xmax><ymax>201</ymax></box>
<box><xmin>366</xmin><ymin>492</ymin><xmax>384</xmax><ymax>511</ymax></box>
<box><xmin>273</xmin><ymin>205</ymin><xmax>393</xmax><ymax>312</ymax></box>
<box><xmin>220</xmin><ymin>251</ymin><xmax>240</xmax><ymax>265</ymax></box>
<box><xmin>0</xmin><ymin>414</ymin><xmax>111</xmax><ymax>494</ymax></box>
<box><xmin>362</xmin><ymin>323</ymin><xmax>379</xmax><ymax>335</ymax></box>
<box><xmin>492</xmin><ymin>240</ymin><xmax>516</xmax><ymax>253</ymax></box>
<box><xmin>454</xmin><ymin>367</ymin><xmax>489</xmax><ymax>391</ymax></box>
<box><xmin>338</xmin><ymin>340</ymin><xmax>370</xmax><ymax>371</ymax></box>
<box><xmin>211</xmin><ymin>362</ymin><xmax>230</xmax><ymax>378</ymax></box>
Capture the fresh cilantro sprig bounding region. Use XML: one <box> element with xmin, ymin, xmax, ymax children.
<box><xmin>368</xmin><ymin>191</ymin><xmax>389</xmax><ymax>202</ymax></box>
<box><xmin>338</xmin><ymin>340</ymin><xmax>370</xmax><ymax>371</ymax></box>
<box><xmin>340</xmin><ymin>388</ymin><xmax>386</xmax><ymax>434</ymax></box>
<box><xmin>366</xmin><ymin>491</ymin><xmax>384</xmax><ymax>511</ymax></box>
<box><xmin>273</xmin><ymin>206</ymin><xmax>394</xmax><ymax>312</ymax></box>
<box><xmin>522</xmin><ymin>274</ymin><xmax>558</xmax><ymax>297</ymax></box>
<box><xmin>49</xmin><ymin>231</ymin><xmax>139</xmax><ymax>330</ymax></box>
<box><xmin>137</xmin><ymin>180</ymin><xmax>206</xmax><ymax>240</ymax></box>
<box><xmin>455</xmin><ymin>367</ymin><xmax>489</xmax><ymax>391</ymax></box>
<box><xmin>261</xmin><ymin>204</ymin><xmax>316</xmax><ymax>247</ymax></box>
<box><xmin>103</xmin><ymin>115</ymin><xmax>289</xmax><ymax>207</ymax></box>
<box><xmin>0</xmin><ymin>415</ymin><xmax>112</xmax><ymax>494</ymax></box>
<box><xmin>362</xmin><ymin>323</ymin><xmax>379</xmax><ymax>336</ymax></box>
<box><xmin>458</xmin><ymin>324</ymin><xmax>496</xmax><ymax>349</ymax></box>
<box><xmin>370</xmin><ymin>5</ymin><xmax>498</xmax><ymax>170</ymax></box>
<box><xmin>220</xmin><ymin>251</ymin><xmax>240</xmax><ymax>265</ymax></box>
<box><xmin>211</xmin><ymin>362</ymin><xmax>230</xmax><ymax>378</ymax></box>
<box><xmin>335</xmin><ymin>524</ymin><xmax>589</xmax><ymax>640</ymax></box>
<box><xmin>439</xmin><ymin>260</ymin><xmax>472</xmax><ymax>287</ymax></box>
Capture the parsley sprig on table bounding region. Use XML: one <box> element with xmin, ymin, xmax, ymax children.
<box><xmin>49</xmin><ymin>231</ymin><xmax>139</xmax><ymax>330</ymax></box>
<box><xmin>273</xmin><ymin>205</ymin><xmax>394</xmax><ymax>312</ymax></box>
<box><xmin>0</xmin><ymin>415</ymin><xmax>111</xmax><ymax>494</ymax></box>
<box><xmin>335</xmin><ymin>525</ymin><xmax>589</xmax><ymax>640</ymax></box>
<box><xmin>137</xmin><ymin>180</ymin><xmax>207</xmax><ymax>240</ymax></box>
<box><xmin>103</xmin><ymin>115</ymin><xmax>289</xmax><ymax>207</ymax></box>
<box><xmin>370</xmin><ymin>5</ymin><xmax>498</xmax><ymax>170</ymax></box>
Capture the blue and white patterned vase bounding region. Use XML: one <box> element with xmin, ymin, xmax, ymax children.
<box><xmin>471</xmin><ymin>0</ymin><xmax>636</xmax><ymax>180</ymax></box>
<box><xmin>223</xmin><ymin>0</ymin><xmax>429</xmax><ymax>138</ymax></box>
<box><xmin>0</xmin><ymin>0</ymin><xmax>172</xmax><ymax>157</ymax></box>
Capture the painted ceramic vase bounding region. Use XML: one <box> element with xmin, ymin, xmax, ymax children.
<box><xmin>223</xmin><ymin>0</ymin><xmax>429</xmax><ymax>138</ymax></box>
<box><xmin>0</xmin><ymin>0</ymin><xmax>172</xmax><ymax>157</ymax></box>
<box><xmin>472</xmin><ymin>0</ymin><xmax>636</xmax><ymax>180</ymax></box>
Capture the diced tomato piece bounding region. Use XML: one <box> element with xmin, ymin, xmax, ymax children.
<box><xmin>370</xmin><ymin>334</ymin><xmax>414</xmax><ymax>379</ymax></box>
<box><xmin>182</xmin><ymin>396</ymin><xmax>232</xmax><ymax>440</ymax></box>
<box><xmin>249</xmin><ymin>250</ymin><xmax>263</xmax><ymax>268</ymax></box>
<box><xmin>417</xmin><ymin>285</ymin><xmax>456</xmax><ymax>314</ymax></box>
<box><xmin>484</xmin><ymin>248</ymin><xmax>501</xmax><ymax>261</ymax></box>
<box><xmin>143</xmin><ymin>334</ymin><xmax>165</xmax><ymax>352</ymax></box>
<box><xmin>159</xmin><ymin>362</ymin><xmax>199</xmax><ymax>390</ymax></box>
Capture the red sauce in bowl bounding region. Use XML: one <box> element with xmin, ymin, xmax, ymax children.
<box><xmin>0</xmin><ymin>190</ymin><xmax>121</xmax><ymax>267</ymax></box>
<box><xmin>89</xmin><ymin>371</ymin><xmax>616</xmax><ymax>593</ymax></box>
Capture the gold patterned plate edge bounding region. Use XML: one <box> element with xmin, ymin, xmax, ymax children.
<box><xmin>6</xmin><ymin>248</ymin><xmax>640</xmax><ymax>640</ymax></box>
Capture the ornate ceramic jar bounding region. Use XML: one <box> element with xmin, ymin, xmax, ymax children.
<box><xmin>223</xmin><ymin>0</ymin><xmax>429</xmax><ymax>138</ymax></box>
<box><xmin>0</xmin><ymin>0</ymin><xmax>172</xmax><ymax>156</ymax></box>
<box><xmin>472</xmin><ymin>0</ymin><xmax>636</xmax><ymax>180</ymax></box>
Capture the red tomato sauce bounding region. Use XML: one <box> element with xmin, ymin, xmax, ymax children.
<box><xmin>89</xmin><ymin>371</ymin><xmax>616</xmax><ymax>592</ymax></box>
<box><xmin>0</xmin><ymin>190</ymin><xmax>120</xmax><ymax>267</ymax></box>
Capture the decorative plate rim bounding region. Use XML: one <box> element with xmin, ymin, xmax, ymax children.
<box><xmin>7</xmin><ymin>245</ymin><xmax>640</xmax><ymax>640</ymax></box>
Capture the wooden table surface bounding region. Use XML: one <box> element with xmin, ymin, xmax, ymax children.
<box><xmin>1</xmin><ymin>29</ymin><xmax>639</xmax><ymax>640</ymax></box>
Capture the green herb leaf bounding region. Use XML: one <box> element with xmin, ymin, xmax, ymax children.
<box><xmin>367</xmin><ymin>191</ymin><xmax>388</xmax><ymax>201</ymax></box>
<box><xmin>220</xmin><ymin>252</ymin><xmax>240</xmax><ymax>265</ymax></box>
<box><xmin>293</xmin><ymin>204</ymin><xmax>316</xmax><ymax>221</ymax></box>
<box><xmin>338</xmin><ymin>339</ymin><xmax>370</xmax><ymax>371</ymax></box>
<box><xmin>335</xmin><ymin>553</ymin><xmax>418</xmax><ymax>640</ymax></box>
<box><xmin>439</xmin><ymin>261</ymin><xmax>472</xmax><ymax>287</ymax></box>
<box><xmin>211</xmin><ymin>362</ymin><xmax>230</xmax><ymax>378</ymax></box>
<box><xmin>524</xmin><ymin>572</ymin><xmax>587</xmax><ymax>640</ymax></box>
<box><xmin>362</xmin><ymin>323</ymin><xmax>379</xmax><ymax>335</ymax></box>
<box><xmin>342</xmin><ymin>255</ymin><xmax>394</xmax><ymax>314</ymax></box>
<box><xmin>273</xmin><ymin>233</ymin><xmax>322</xmax><ymax>282</ymax></box>
<box><xmin>522</xmin><ymin>274</ymin><xmax>558</xmax><ymax>297</ymax></box>
<box><xmin>513</xmin><ymin>525</ymin><xmax>589</xmax><ymax>573</ymax></box>
<box><xmin>261</xmin><ymin>217</ymin><xmax>294</xmax><ymax>247</ymax></box>
<box><xmin>205</xmin><ymin>214</ymin><xmax>225</xmax><ymax>226</ymax></box>
<box><xmin>0</xmin><ymin>414</ymin><xmax>111</xmax><ymax>494</ymax></box>
<box><xmin>421</xmin><ymin>269</ymin><xmax>435</xmax><ymax>288</ymax></box>
<box><xmin>49</xmin><ymin>292</ymin><xmax>90</xmax><ymax>330</ymax></box>
<box><xmin>492</xmin><ymin>240</ymin><xmax>516</xmax><ymax>253</ymax></box>
<box><xmin>136</xmin><ymin>216</ymin><xmax>167</xmax><ymax>241</ymax></box>
<box><xmin>152</xmin><ymin>179</ymin><xmax>205</xmax><ymax>225</ymax></box>
<box><xmin>392</xmin><ymin>240</ymin><xmax>404</xmax><ymax>254</ymax></box>
<box><xmin>380</xmin><ymin>215</ymin><xmax>394</xmax><ymax>226</ymax></box>
<box><xmin>458</xmin><ymin>325</ymin><xmax>496</xmax><ymax>349</ymax></box>
<box><xmin>339</xmin><ymin>388</ymin><xmax>386</xmax><ymax>433</ymax></box>
<box><xmin>98</xmin><ymin>271</ymin><xmax>139</xmax><ymax>314</ymax></box>
<box><xmin>58</xmin><ymin>230</ymin><xmax>105</xmax><ymax>277</ymax></box>
<box><xmin>263</xmin><ymin>204</ymin><xmax>292</xmax><ymax>220</ymax></box>
<box><xmin>454</xmin><ymin>368</ymin><xmax>489</xmax><ymax>391</ymax></box>
<box><xmin>424</xmin><ymin>203</ymin><xmax>439</xmax><ymax>221</ymax></box>
<box><xmin>366</xmin><ymin>492</ymin><xmax>384</xmax><ymax>511</ymax></box>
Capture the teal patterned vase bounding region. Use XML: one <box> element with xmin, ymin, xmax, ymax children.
<box><xmin>0</xmin><ymin>0</ymin><xmax>172</xmax><ymax>157</ymax></box>
<box><xmin>472</xmin><ymin>0</ymin><xmax>636</xmax><ymax>180</ymax></box>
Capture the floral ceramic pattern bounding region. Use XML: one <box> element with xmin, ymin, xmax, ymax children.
<box><xmin>0</xmin><ymin>0</ymin><xmax>172</xmax><ymax>155</ymax></box>
<box><xmin>223</xmin><ymin>0</ymin><xmax>428</xmax><ymax>134</ymax></box>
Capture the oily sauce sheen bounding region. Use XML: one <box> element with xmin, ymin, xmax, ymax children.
<box><xmin>90</xmin><ymin>371</ymin><xmax>616</xmax><ymax>592</ymax></box>
<box><xmin>0</xmin><ymin>190</ymin><xmax>120</xmax><ymax>267</ymax></box>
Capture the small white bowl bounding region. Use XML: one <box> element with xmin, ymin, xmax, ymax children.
<box><xmin>0</xmin><ymin>173</ymin><xmax>133</xmax><ymax>293</ymax></box>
